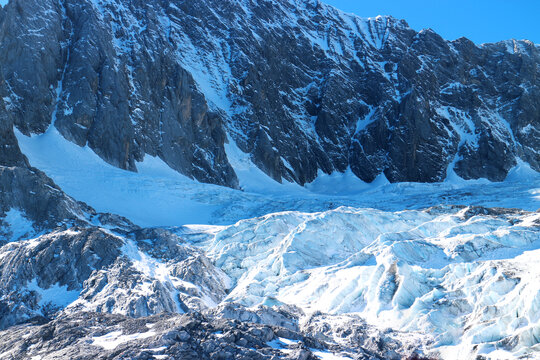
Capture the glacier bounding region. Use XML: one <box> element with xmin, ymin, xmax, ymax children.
<box><xmin>8</xmin><ymin>123</ymin><xmax>540</xmax><ymax>359</ymax></box>
<box><xmin>193</xmin><ymin>207</ymin><xmax>540</xmax><ymax>359</ymax></box>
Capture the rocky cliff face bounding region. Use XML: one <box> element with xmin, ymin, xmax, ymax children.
<box><xmin>0</xmin><ymin>0</ymin><xmax>538</xmax><ymax>187</ymax></box>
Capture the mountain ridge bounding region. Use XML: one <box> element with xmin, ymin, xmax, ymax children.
<box><xmin>0</xmin><ymin>0</ymin><xmax>538</xmax><ymax>188</ymax></box>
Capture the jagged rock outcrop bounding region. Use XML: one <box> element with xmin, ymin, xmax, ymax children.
<box><xmin>0</xmin><ymin>310</ymin><xmax>429</xmax><ymax>360</ymax></box>
<box><xmin>0</xmin><ymin>0</ymin><xmax>538</xmax><ymax>187</ymax></box>
<box><xmin>0</xmin><ymin>0</ymin><xmax>238</xmax><ymax>187</ymax></box>
<box><xmin>0</xmin><ymin>225</ymin><xmax>230</xmax><ymax>329</ymax></box>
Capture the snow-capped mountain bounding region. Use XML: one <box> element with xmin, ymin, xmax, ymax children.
<box><xmin>1</xmin><ymin>0</ymin><xmax>540</xmax><ymax>359</ymax></box>
<box><xmin>1</xmin><ymin>0</ymin><xmax>539</xmax><ymax>187</ymax></box>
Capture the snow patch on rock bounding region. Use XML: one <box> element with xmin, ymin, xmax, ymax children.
<box><xmin>15</xmin><ymin>126</ymin><xmax>540</xmax><ymax>228</ymax></box>
<box><xmin>91</xmin><ymin>330</ymin><xmax>156</xmax><ymax>350</ymax></box>
<box><xmin>1</xmin><ymin>208</ymin><xmax>35</xmax><ymax>242</ymax></box>
<box><xmin>26</xmin><ymin>279</ymin><xmax>80</xmax><ymax>309</ymax></box>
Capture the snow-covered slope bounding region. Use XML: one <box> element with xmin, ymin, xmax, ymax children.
<box><xmin>15</xmin><ymin>127</ymin><xmax>540</xmax><ymax>227</ymax></box>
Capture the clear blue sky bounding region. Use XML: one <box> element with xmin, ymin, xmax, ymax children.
<box><xmin>323</xmin><ymin>0</ymin><xmax>540</xmax><ymax>44</ymax></box>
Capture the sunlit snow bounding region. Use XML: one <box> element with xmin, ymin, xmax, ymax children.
<box><xmin>91</xmin><ymin>330</ymin><xmax>156</xmax><ymax>350</ymax></box>
<box><xmin>1</xmin><ymin>208</ymin><xmax>34</xmax><ymax>241</ymax></box>
<box><xmin>26</xmin><ymin>279</ymin><xmax>80</xmax><ymax>308</ymax></box>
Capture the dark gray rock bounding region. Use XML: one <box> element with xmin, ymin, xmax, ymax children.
<box><xmin>0</xmin><ymin>166</ymin><xmax>88</xmax><ymax>239</ymax></box>
<box><xmin>209</xmin><ymin>302</ymin><xmax>303</xmax><ymax>332</ymax></box>
<box><xmin>0</xmin><ymin>227</ymin><xmax>122</xmax><ymax>328</ymax></box>
<box><xmin>0</xmin><ymin>309</ymin><xmax>427</xmax><ymax>359</ymax></box>
<box><xmin>0</xmin><ymin>0</ymin><xmax>238</xmax><ymax>187</ymax></box>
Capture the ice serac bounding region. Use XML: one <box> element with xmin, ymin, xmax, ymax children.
<box><xmin>199</xmin><ymin>205</ymin><xmax>540</xmax><ymax>359</ymax></box>
<box><xmin>0</xmin><ymin>0</ymin><xmax>539</xmax><ymax>186</ymax></box>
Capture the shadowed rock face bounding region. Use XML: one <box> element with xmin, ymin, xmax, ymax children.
<box><xmin>0</xmin><ymin>0</ymin><xmax>538</xmax><ymax>187</ymax></box>
<box><xmin>0</xmin><ymin>0</ymin><xmax>238</xmax><ymax>187</ymax></box>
